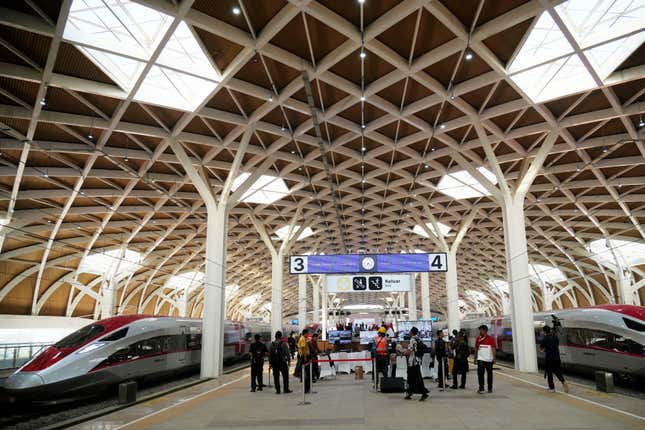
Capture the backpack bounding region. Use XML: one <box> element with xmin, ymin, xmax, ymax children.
<box><xmin>415</xmin><ymin>340</ymin><xmax>426</xmax><ymax>358</ymax></box>
<box><xmin>270</xmin><ymin>341</ymin><xmax>286</xmax><ymax>365</ymax></box>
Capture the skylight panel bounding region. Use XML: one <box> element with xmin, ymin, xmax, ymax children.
<box><xmin>588</xmin><ymin>238</ymin><xmax>645</xmax><ymax>268</ymax></box>
<box><xmin>274</xmin><ymin>225</ymin><xmax>315</xmax><ymax>241</ymax></box>
<box><xmin>556</xmin><ymin>0</ymin><xmax>645</xmax><ymax>48</ymax></box>
<box><xmin>412</xmin><ymin>222</ymin><xmax>451</xmax><ymax>238</ymax></box>
<box><xmin>529</xmin><ymin>264</ymin><xmax>566</xmax><ymax>284</ymax></box>
<box><xmin>466</xmin><ymin>290</ymin><xmax>488</xmax><ymax>303</ymax></box>
<box><xmin>164</xmin><ymin>271</ymin><xmax>204</xmax><ymax>291</ymax></box>
<box><xmin>508</xmin><ymin>11</ymin><xmax>573</xmax><ymax>73</ymax></box>
<box><xmin>240</xmin><ymin>294</ymin><xmax>260</xmax><ymax>306</ymax></box>
<box><xmin>79</xmin><ymin>47</ymin><xmax>144</xmax><ymax>90</ymax></box>
<box><xmin>488</xmin><ymin>279</ymin><xmax>509</xmax><ymax>295</ymax></box>
<box><xmin>157</xmin><ymin>21</ymin><xmax>219</xmax><ymax>79</ymax></box>
<box><xmin>584</xmin><ymin>32</ymin><xmax>645</xmax><ymax>79</ymax></box>
<box><xmin>510</xmin><ymin>54</ymin><xmax>596</xmax><ymax>103</ymax></box>
<box><xmin>79</xmin><ymin>248</ymin><xmax>142</xmax><ymax>280</ymax></box>
<box><xmin>66</xmin><ymin>0</ymin><xmax>220</xmax><ymax>112</ymax></box>
<box><xmin>232</xmin><ymin>173</ymin><xmax>291</xmax><ymax>204</ymax></box>
<box><xmin>65</xmin><ymin>0</ymin><xmax>172</xmax><ymax>60</ymax></box>
<box><xmin>436</xmin><ymin>167</ymin><xmax>498</xmax><ymax>200</ymax></box>
<box><xmin>507</xmin><ymin>1</ymin><xmax>645</xmax><ymax>103</ymax></box>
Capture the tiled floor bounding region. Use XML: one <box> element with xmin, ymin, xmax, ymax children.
<box><xmin>70</xmin><ymin>364</ymin><xmax>645</xmax><ymax>430</ymax></box>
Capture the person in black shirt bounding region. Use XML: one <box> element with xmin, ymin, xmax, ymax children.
<box><xmin>433</xmin><ymin>330</ymin><xmax>448</xmax><ymax>389</ymax></box>
<box><xmin>249</xmin><ymin>334</ymin><xmax>268</xmax><ymax>392</ymax></box>
<box><xmin>539</xmin><ymin>326</ymin><xmax>569</xmax><ymax>393</ymax></box>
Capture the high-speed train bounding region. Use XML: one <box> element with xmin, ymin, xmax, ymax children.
<box><xmin>458</xmin><ymin>305</ymin><xmax>645</xmax><ymax>379</ymax></box>
<box><xmin>3</xmin><ymin>315</ymin><xmax>271</xmax><ymax>400</ymax></box>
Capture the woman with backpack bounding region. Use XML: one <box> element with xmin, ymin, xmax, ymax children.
<box><xmin>269</xmin><ymin>331</ymin><xmax>292</xmax><ymax>394</ymax></box>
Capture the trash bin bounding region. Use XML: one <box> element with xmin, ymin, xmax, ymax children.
<box><xmin>119</xmin><ymin>381</ymin><xmax>137</xmax><ymax>404</ymax></box>
<box><xmin>594</xmin><ymin>371</ymin><xmax>614</xmax><ymax>393</ymax></box>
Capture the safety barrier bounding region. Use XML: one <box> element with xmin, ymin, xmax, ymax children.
<box><xmin>0</xmin><ymin>342</ymin><xmax>51</xmax><ymax>370</ymax></box>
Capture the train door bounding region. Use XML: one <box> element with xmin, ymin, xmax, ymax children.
<box><xmin>175</xmin><ymin>325</ymin><xmax>188</xmax><ymax>368</ymax></box>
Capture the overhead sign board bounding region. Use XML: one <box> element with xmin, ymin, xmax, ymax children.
<box><xmin>289</xmin><ymin>253</ymin><xmax>447</xmax><ymax>274</ymax></box>
<box><xmin>326</xmin><ymin>274</ymin><xmax>412</xmax><ymax>293</ymax></box>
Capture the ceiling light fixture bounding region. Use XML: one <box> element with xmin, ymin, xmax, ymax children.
<box><xmin>360</xmin><ymin>95</ymin><xmax>365</xmax><ymax>101</ymax></box>
<box><xmin>267</xmin><ymin>96</ymin><xmax>273</xmax><ymax>102</ymax></box>
<box><xmin>232</xmin><ymin>6</ymin><xmax>240</xmax><ymax>15</ymax></box>
<box><xmin>465</xmin><ymin>51</ymin><xmax>473</xmax><ymax>61</ymax></box>
<box><xmin>359</xmin><ymin>51</ymin><xmax>366</xmax><ymax>59</ymax></box>
<box><xmin>40</xmin><ymin>98</ymin><xmax>46</xmax><ymax>106</ymax></box>
<box><xmin>440</xmin><ymin>123</ymin><xmax>446</xmax><ymax>129</ymax></box>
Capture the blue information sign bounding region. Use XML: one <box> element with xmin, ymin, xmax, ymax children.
<box><xmin>289</xmin><ymin>253</ymin><xmax>447</xmax><ymax>274</ymax></box>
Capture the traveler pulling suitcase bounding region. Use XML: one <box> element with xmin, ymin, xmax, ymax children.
<box><xmin>380</xmin><ymin>377</ymin><xmax>406</xmax><ymax>393</ymax></box>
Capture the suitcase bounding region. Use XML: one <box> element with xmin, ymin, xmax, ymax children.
<box><xmin>380</xmin><ymin>377</ymin><xmax>406</xmax><ymax>393</ymax></box>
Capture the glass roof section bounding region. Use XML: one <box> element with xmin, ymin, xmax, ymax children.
<box><xmin>412</xmin><ymin>222</ymin><xmax>452</xmax><ymax>238</ymax></box>
<box><xmin>466</xmin><ymin>290</ymin><xmax>489</xmax><ymax>303</ymax></box>
<box><xmin>232</xmin><ymin>173</ymin><xmax>291</xmax><ymax>204</ymax></box>
<box><xmin>529</xmin><ymin>264</ymin><xmax>567</xmax><ymax>284</ymax></box>
<box><xmin>164</xmin><ymin>271</ymin><xmax>203</xmax><ymax>292</ymax></box>
<box><xmin>436</xmin><ymin>167</ymin><xmax>498</xmax><ymax>200</ymax></box>
<box><xmin>79</xmin><ymin>248</ymin><xmax>142</xmax><ymax>280</ymax></box>
<box><xmin>508</xmin><ymin>0</ymin><xmax>645</xmax><ymax>102</ymax></box>
<box><xmin>274</xmin><ymin>225</ymin><xmax>315</xmax><ymax>241</ymax></box>
<box><xmin>240</xmin><ymin>294</ymin><xmax>260</xmax><ymax>306</ymax></box>
<box><xmin>488</xmin><ymin>279</ymin><xmax>509</xmax><ymax>295</ymax></box>
<box><xmin>588</xmin><ymin>238</ymin><xmax>645</xmax><ymax>268</ymax></box>
<box><xmin>64</xmin><ymin>0</ymin><xmax>220</xmax><ymax>111</ymax></box>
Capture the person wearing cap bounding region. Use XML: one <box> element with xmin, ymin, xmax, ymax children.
<box><xmin>373</xmin><ymin>326</ymin><xmax>389</xmax><ymax>385</ymax></box>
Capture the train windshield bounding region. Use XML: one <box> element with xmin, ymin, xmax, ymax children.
<box><xmin>55</xmin><ymin>324</ymin><xmax>105</xmax><ymax>348</ymax></box>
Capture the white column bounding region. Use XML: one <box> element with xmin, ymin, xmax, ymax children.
<box><xmin>408</xmin><ymin>274</ymin><xmax>417</xmax><ymax>321</ymax></box>
<box><xmin>446</xmin><ymin>249</ymin><xmax>460</xmax><ymax>332</ymax></box>
<box><xmin>502</xmin><ymin>195</ymin><xmax>538</xmax><ymax>372</ymax></box>
<box><xmin>201</xmin><ymin>204</ymin><xmax>227</xmax><ymax>378</ymax></box>
<box><xmin>178</xmin><ymin>287</ymin><xmax>189</xmax><ymax>317</ymax></box>
<box><xmin>100</xmin><ymin>279</ymin><xmax>116</xmax><ymax>318</ymax></box>
<box><xmin>271</xmin><ymin>252</ymin><xmax>283</xmax><ymax>335</ymax></box>
<box><xmin>420</xmin><ymin>272</ymin><xmax>430</xmax><ymax>320</ymax></box>
<box><xmin>616</xmin><ymin>267</ymin><xmax>633</xmax><ymax>305</ymax></box>
<box><xmin>541</xmin><ymin>281</ymin><xmax>553</xmax><ymax>311</ymax></box>
<box><xmin>321</xmin><ymin>275</ymin><xmax>327</xmax><ymax>340</ymax></box>
<box><xmin>313</xmin><ymin>277</ymin><xmax>320</xmax><ymax>322</ymax></box>
<box><xmin>298</xmin><ymin>274</ymin><xmax>307</xmax><ymax>331</ymax></box>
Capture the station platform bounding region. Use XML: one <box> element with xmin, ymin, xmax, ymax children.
<box><xmin>70</xmin><ymin>364</ymin><xmax>645</xmax><ymax>430</ymax></box>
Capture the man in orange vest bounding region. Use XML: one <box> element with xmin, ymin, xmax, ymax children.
<box><xmin>373</xmin><ymin>326</ymin><xmax>389</xmax><ymax>384</ymax></box>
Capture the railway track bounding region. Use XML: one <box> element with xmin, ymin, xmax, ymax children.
<box><xmin>0</xmin><ymin>363</ymin><xmax>250</xmax><ymax>430</ymax></box>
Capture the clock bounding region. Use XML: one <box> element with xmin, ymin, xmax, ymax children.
<box><xmin>360</xmin><ymin>255</ymin><xmax>376</xmax><ymax>271</ymax></box>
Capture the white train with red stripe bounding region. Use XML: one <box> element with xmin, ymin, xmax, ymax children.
<box><xmin>3</xmin><ymin>315</ymin><xmax>270</xmax><ymax>400</ymax></box>
<box><xmin>458</xmin><ymin>305</ymin><xmax>645</xmax><ymax>379</ymax></box>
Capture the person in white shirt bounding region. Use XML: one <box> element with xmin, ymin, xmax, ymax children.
<box><xmin>474</xmin><ymin>324</ymin><xmax>496</xmax><ymax>394</ymax></box>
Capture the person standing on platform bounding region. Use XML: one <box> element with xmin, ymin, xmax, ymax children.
<box><xmin>433</xmin><ymin>329</ymin><xmax>448</xmax><ymax>389</ymax></box>
<box><xmin>288</xmin><ymin>331</ymin><xmax>297</xmax><ymax>359</ymax></box>
<box><xmin>373</xmin><ymin>327</ymin><xmax>389</xmax><ymax>384</ymax></box>
<box><xmin>404</xmin><ymin>327</ymin><xmax>429</xmax><ymax>401</ymax></box>
<box><xmin>540</xmin><ymin>326</ymin><xmax>569</xmax><ymax>393</ymax></box>
<box><xmin>309</xmin><ymin>332</ymin><xmax>321</xmax><ymax>382</ymax></box>
<box><xmin>249</xmin><ymin>334</ymin><xmax>267</xmax><ymax>392</ymax></box>
<box><xmin>270</xmin><ymin>331</ymin><xmax>292</xmax><ymax>395</ymax></box>
<box><xmin>450</xmin><ymin>330</ymin><xmax>469</xmax><ymax>389</ymax></box>
<box><xmin>297</xmin><ymin>329</ymin><xmax>311</xmax><ymax>393</ymax></box>
<box><xmin>474</xmin><ymin>324</ymin><xmax>496</xmax><ymax>394</ymax></box>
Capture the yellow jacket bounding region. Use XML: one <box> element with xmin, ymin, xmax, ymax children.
<box><xmin>298</xmin><ymin>335</ymin><xmax>310</xmax><ymax>358</ymax></box>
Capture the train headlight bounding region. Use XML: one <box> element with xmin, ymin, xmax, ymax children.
<box><xmin>77</xmin><ymin>342</ymin><xmax>106</xmax><ymax>354</ymax></box>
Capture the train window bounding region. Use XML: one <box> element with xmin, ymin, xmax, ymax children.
<box><xmin>102</xmin><ymin>328</ymin><xmax>128</xmax><ymax>342</ymax></box>
<box><xmin>567</xmin><ymin>327</ymin><xmax>644</xmax><ymax>356</ymax></box>
<box><xmin>623</xmin><ymin>318</ymin><xmax>645</xmax><ymax>332</ymax></box>
<box><xmin>187</xmin><ymin>334</ymin><xmax>202</xmax><ymax>350</ymax></box>
<box><xmin>55</xmin><ymin>324</ymin><xmax>105</xmax><ymax>348</ymax></box>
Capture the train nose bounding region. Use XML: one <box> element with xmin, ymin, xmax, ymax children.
<box><xmin>3</xmin><ymin>371</ymin><xmax>45</xmax><ymax>392</ymax></box>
